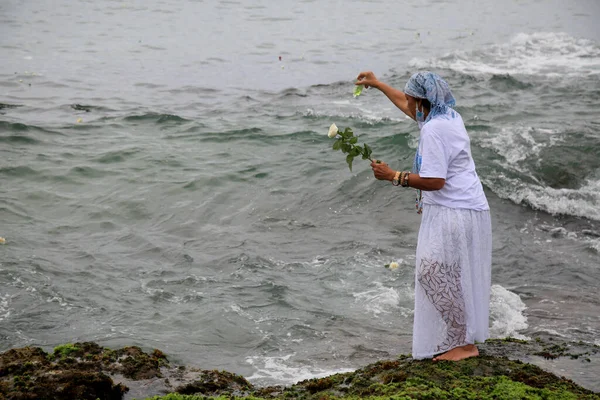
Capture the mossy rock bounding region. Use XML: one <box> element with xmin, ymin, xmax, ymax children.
<box><xmin>178</xmin><ymin>355</ymin><xmax>597</xmax><ymax>400</ymax></box>
<box><xmin>276</xmin><ymin>355</ymin><xmax>599</xmax><ymax>400</ymax></box>
<box><xmin>112</xmin><ymin>346</ymin><xmax>169</xmax><ymax>380</ymax></box>
<box><xmin>0</xmin><ymin>342</ymin><xmax>168</xmax><ymax>399</ymax></box>
<box><xmin>0</xmin><ymin>369</ymin><xmax>127</xmax><ymax>400</ymax></box>
<box><xmin>1</xmin><ymin>338</ymin><xmax>599</xmax><ymax>400</ymax></box>
<box><xmin>176</xmin><ymin>369</ymin><xmax>253</xmax><ymax>396</ymax></box>
<box><xmin>0</xmin><ymin>347</ymin><xmax>49</xmax><ymax>377</ymax></box>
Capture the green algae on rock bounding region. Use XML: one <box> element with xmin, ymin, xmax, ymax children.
<box><xmin>144</xmin><ymin>396</ymin><xmax>264</xmax><ymax>400</ymax></box>
<box><xmin>0</xmin><ymin>345</ymin><xmax>127</xmax><ymax>400</ymax></box>
<box><xmin>248</xmin><ymin>355</ymin><xmax>598</xmax><ymax>400</ymax></box>
<box><xmin>0</xmin><ymin>342</ymin><xmax>254</xmax><ymax>400</ymax></box>
<box><xmin>144</xmin><ymin>353</ymin><xmax>599</xmax><ymax>400</ymax></box>
<box><xmin>1</xmin><ymin>338</ymin><xmax>599</xmax><ymax>399</ymax></box>
<box><xmin>175</xmin><ymin>369</ymin><xmax>253</xmax><ymax>396</ymax></box>
<box><xmin>0</xmin><ymin>342</ymin><xmax>170</xmax><ymax>399</ymax></box>
<box><xmin>52</xmin><ymin>343</ymin><xmax>80</xmax><ymax>359</ymax></box>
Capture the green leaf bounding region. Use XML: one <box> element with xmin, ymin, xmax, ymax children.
<box><xmin>332</xmin><ymin>139</ymin><xmax>342</xmax><ymax>151</ymax></box>
<box><xmin>364</xmin><ymin>143</ymin><xmax>372</xmax><ymax>159</ymax></box>
<box><xmin>350</xmin><ymin>147</ymin><xmax>361</xmax><ymax>157</ymax></box>
<box><xmin>346</xmin><ymin>154</ymin><xmax>354</xmax><ymax>171</ymax></box>
<box><xmin>341</xmin><ymin>143</ymin><xmax>352</xmax><ymax>153</ymax></box>
<box><xmin>349</xmin><ymin>137</ymin><xmax>358</xmax><ymax>144</ymax></box>
<box><xmin>353</xmin><ymin>85</ymin><xmax>363</xmax><ymax>98</ymax></box>
<box><xmin>346</xmin><ymin>127</ymin><xmax>354</xmax><ymax>137</ymax></box>
<box><xmin>361</xmin><ymin>144</ymin><xmax>368</xmax><ymax>159</ymax></box>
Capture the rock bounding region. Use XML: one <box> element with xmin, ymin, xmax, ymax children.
<box><xmin>0</xmin><ymin>345</ymin><xmax>127</xmax><ymax>399</ymax></box>
<box><xmin>0</xmin><ymin>338</ymin><xmax>598</xmax><ymax>399</ymax></box>
<box><xmin>175</xmin><ymin>369</ymin><xmax>253</xmax><ymax>396</ymax></box>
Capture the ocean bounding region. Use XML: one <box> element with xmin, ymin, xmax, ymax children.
<box><xmin>1</xmin><ymin>0</ymin><xmax>600</xmax><ymax>390</ymax></box>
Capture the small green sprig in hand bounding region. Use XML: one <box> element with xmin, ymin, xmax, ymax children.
<box><xmin>327</xmin><ymin>123</ymin><xmax>376</xmax><ymax>172</ymax></box>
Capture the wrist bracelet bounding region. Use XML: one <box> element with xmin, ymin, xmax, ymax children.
<box><xmin>392</xmin><ymin>170</ymin><xmax>401</xmax><ymax>186</ymax></box>
<box><xmin>401</xmin><ymin>172</ymin><xmax>410</xmax><ymax>187</ymax></box>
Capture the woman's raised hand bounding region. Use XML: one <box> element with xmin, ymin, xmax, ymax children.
<box><xmin>356</xmin><ymin>71</ymin><xmax>379</xmax><ymax>89</ymax></box>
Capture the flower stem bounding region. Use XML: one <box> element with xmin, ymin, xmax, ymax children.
<box><xmin>354</xmin><ymin>144</ymin><xmax>373</xmax><ymax>162</ymax></box>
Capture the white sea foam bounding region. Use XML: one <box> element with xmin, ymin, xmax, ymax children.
<box><xmin>139</xmin><ymin>276</ymin><xmax>207</xmax><ymax>304</ymax></box>
<box><xmin>353</xmin><ymin>282</ymin><xmax>402</xmax><ymax>316</ymax></box>
<box><xmin>472</xmin><ymin>122</ymin><xmax>600</xmax><ymax>221</ymax></box>
<box><xmin>246</xmin><ymin>354</ymin><xmax>355</xmax><ymax>385</ymax></box>
<box><xmin>538</xmin><ymin>224</ymin><xmax>600</xmax><ymax>253</ymax></box>
<box><xmin>0</xmin><ymin>293</ymin><xmax>11</xmax><ymax>321</ymax></box>
<box><xmin>246</xmin><ymin>284</ymin><xmax>527</xmax><ymax>385</ymax></box>
<box><xmin>303</xmin><ymin>108</ymin><xmax>407</xmax><ymax>125</ymax></box>
<box><xmin>476</xmin><ymin>126</ymin><xmax>561</xmax><ymax>167</ymax></box>
<box><xmin>489</xmin><ymin>285</ymin><xmax>529</xmax><ymax>340</ymax></box>
<box><xmin>410</xmin><ymin>32</ymin><xmax>600</xmax><ymax>78</ymax></box>
<box><xmin>484</xmin><ymin>175</ymin><xmax>600</xmax><ymax>222</ymax></box>
<box><xmin>585</xmin><ymin>237</ymin><xmax>600</xmax><ymax>253</ymax></box>
<box><xmin>534</xmin><ymin>328</ymin><xmax>568</xmax><ymax>338</ymax></box>
<box><xmin>46</xmin><ymin>295</ymin><xmax>70</xmax><ymax>308</ymax></box>
<box><xmin>229</xmin><ymin>302</ymin><xmax>272</xmax><ymax>324</ymax></box>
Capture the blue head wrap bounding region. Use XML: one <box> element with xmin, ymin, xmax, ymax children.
<box><xmin>404</xmin><ymin>72</ymin><xmax>456</xmax><ymax>122</ymax></box>
<box><xmin>405</xmin><ymin>72</ymin><xmax>456</xmax><ymax>214</ymax></box>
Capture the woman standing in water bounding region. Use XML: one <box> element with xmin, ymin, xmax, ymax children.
<box><xmin>355</xmin><ymin>71</ymin><xmax>492</xmax><ymax>361</ymax></box>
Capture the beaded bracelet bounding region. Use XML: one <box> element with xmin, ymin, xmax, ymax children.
<box><xmin>401</xmin><ymin>171</ymin><xmax>410</xmax><ymax>187</ymax></box>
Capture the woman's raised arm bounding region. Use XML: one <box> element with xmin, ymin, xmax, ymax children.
<box><xmin>356</xmin><ymin>71</ymin><xmax>415</xmax><ymax>120</ymax></box>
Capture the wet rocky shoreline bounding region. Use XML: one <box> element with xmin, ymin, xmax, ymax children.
<box><xmin>1</xmin><ymin>337</ymin><xmax>598</xmax><ymax>399</ymax></box>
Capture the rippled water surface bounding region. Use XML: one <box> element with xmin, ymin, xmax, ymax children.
<box><xmin>1</xmin><ymin>0</ymin><xmax>600</xmax><ymax>390</ymax></box>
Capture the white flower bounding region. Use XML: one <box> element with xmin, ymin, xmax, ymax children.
<box><xmin>328</xmin><ymin>123</ymin><xmax>338</xmax><ymax>138</ymax></box>
<box><xmin>388</xmin><ymin>261</ymin><xmax>399</xmax><ymax>270</ymax></box>
<box><xmin>0</xmin><ymin>237</ymin><xmax>5</xmax><ymax>244</ymax></box>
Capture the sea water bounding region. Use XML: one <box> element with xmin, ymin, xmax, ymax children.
<box><xmin>1</xmin><ymin>0</ymin><xmax>599</xmax><ymax>389</ymax></box>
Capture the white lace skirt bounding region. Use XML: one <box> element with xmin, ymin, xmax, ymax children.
<box><xmin>412</xmin><ymin>204</ymin><xmax>492</xmax><ymax>359</ymax></box>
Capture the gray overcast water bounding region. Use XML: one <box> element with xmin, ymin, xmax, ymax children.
<box><xmin>1</xmin><ymin>0</ymin><xmax>600</xmax><ymax>391</ymax></box>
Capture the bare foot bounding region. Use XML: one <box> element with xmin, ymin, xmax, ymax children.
<box><xmin>433</xmin><ymin>344</ymin><xmax>479</xmax><ymax>361</ymax></box>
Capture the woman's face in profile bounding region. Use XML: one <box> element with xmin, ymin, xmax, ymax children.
<box><xmin>406</xmin><ymin>94</ymin><xmax>417</xmax><ymax>119</ymax></box>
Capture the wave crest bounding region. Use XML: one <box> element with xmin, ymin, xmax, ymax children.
<box><xmin>410</xmin><ymin>32</ymin><xmax>600</xmax><ymax>79</ymax></box>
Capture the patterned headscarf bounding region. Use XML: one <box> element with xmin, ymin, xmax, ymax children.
<box><xmin>404</xmin><ymin>72</ymin><xmax>456</xmax><ymax>122</ymax></box>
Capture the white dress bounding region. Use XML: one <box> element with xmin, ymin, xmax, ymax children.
<box><xmin>411</xmin><ymin>112</ymin><xmax>492</xmax><ymax>359</ymax></box>
<box><xmin>412</xmin><ymin>204</ymin><xmax>492</xmax><ymax>358</ymax></box>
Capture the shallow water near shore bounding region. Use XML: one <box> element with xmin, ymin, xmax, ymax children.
<box><xmin>1</xmin><ymin>0</ymin><xmax>600</xmax><ymax>389</ymax></box>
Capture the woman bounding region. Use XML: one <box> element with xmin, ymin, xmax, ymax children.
<box><xmin>355</xmin><ymin>71</ymin><xmax>492</xmax><ymax>361</ymax></box>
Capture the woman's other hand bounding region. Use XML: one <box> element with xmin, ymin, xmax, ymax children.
<box><xmin>356</xmin><ymin>71</ymin><xmax>380</xmax><ymax>89</ymax></box>
<box><xmin>370</xmin><ymin>160</ymin><xmax>395</xmax><ymax>181</ymax></box>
